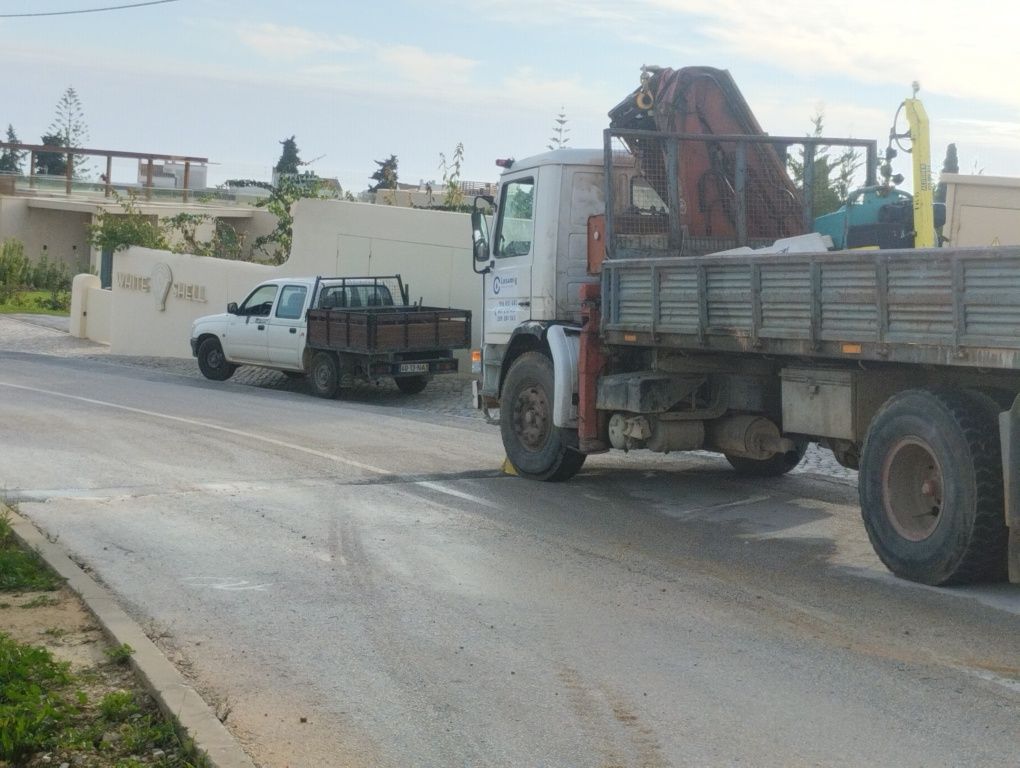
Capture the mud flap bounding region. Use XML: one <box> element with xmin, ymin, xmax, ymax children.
<box><xmin>998</xmin><ymin>395</ymin><xmax>1020</xmax><ymax>583</ymax></box>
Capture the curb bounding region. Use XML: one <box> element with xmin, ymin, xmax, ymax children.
<box><xmin>5</xmin><ymin>504</ymin><xmax>256</xmax><ymax>768</ymax></box>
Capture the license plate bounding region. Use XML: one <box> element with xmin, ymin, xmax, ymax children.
<box><xmin>399</xmin><ymin>363</ymin><xmax>429</xmax><ymax>373</ymax></box>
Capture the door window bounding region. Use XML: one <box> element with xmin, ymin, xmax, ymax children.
<box><xmin>275</xmin><ymin>285</ymin><xmax>308</xmax><ymax>319</ymax></box>
<box><xmin>238</xmin><ymin>285</ymin><xmax>278</xmax><ymax>316</ymax></box>
<box><xmin>494</xmin><ymin>179</ymin><xmax>535</xmax><ymax>258</ymax></box>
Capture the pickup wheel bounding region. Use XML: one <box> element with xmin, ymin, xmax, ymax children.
<box><xmin>500</xmin><ymin>351</ymin><xmax>586</xmax><ymax>481</ymax></box>
<box><xmin>197</xmin><ymin>338</ymin><xmax>236</xmax><ymax>381</ymax></box>
<box><xmin>309</xmin><ymin>352</ymin><xmax>340</xmax><ymax>398</ymax></box>
<box><xmin>859</xmin><ymin>389</ymin><xmax>1008</xmax><ymax>585</ymax></box>
<box><xmin>725</xmin><ymin>440</ymin><xmax>808</xmax><ymax>477</ymax></box>
<box><xmin>395</xmin><ymin>376</ymin><xmax>428</xmax><ymax>395</ymax></box>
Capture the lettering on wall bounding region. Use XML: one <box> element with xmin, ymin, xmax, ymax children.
<box><xmin>114</xmin><ymin>262</ymin><xmax>207</xmax><ymax>311</ymax></box>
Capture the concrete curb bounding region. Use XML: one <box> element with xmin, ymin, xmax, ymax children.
<box><xmin>5</xmin><ymin>504</ymin><xmax>256</xmax><ymax>768</ymax></box>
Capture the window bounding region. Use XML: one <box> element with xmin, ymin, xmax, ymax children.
<box><xmin>318</xmin><ymin>285</ymin><xmax>394</xmax><ymax>309</ymax></box>
<box><xmin>495</xmin><ymin>178</ymin><xmax>535</xmax><ymax>258</ymax></box>
<box><xmin>238</xmin><ymin>284</ymin><xmax>278</xmax><ymax>316</ymax></box>
<box><xmin>630</xmin><ymin>177</ymin><xmax>668</xmax><ymax>213</ymax></box>
<box><xmin>275</xmin><ymin>285</ymin><xmax>308</xmax><ymax>319</ymax></box>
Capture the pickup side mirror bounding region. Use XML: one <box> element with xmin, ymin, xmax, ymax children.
<box><xmin>227</xmin><ymin>302</ymin><xmax>238</xmax><ymax>314</ymax></box>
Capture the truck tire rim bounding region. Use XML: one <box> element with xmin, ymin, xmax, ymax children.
<box><xmin>881</xmin><ymin>437</ymin><xmax>944</xmax><ymax>542</ymax></box>
<box><xmin>512</xmin><ymin>384</ymin><xmax>550</xmax><ymax>451</ymax></box>
<box><xmin>207</xmin><ymin>348</ymin><xmax>223</xmax><ymax>368</ymax></box>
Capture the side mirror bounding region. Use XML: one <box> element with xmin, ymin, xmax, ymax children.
<box><xmin>471</xmin><ymin>197</ymin><xmax>492</xmax><ymax>275</ymax></box>
<box><xmin>227</xmin><ymin>302</ymin><xmax>238</xmax><ymax>314</ymax></box>
<box><xmin>933</xmin><ymin>202</ymin><xmax>947</xmax><ymax>229</ymax></box>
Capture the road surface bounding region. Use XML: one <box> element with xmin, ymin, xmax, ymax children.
<box><xmin>2</xmin><ymin>339</ymin><xmax>1019</xmax><ymax>767</ymax></box>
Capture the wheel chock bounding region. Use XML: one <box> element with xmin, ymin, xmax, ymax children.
<box><xmin>501</xmin><ymin>457</ymin><xmax>517</xmax><ymax>476</ymax></box>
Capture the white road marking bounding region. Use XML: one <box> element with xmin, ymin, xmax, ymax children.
<box><xmin>415</xmin><ymin>480</ymin><xmax>501</xmax><ymax>509</ymax></box>
<box><xmin>0</xmin><ymin>381</ymin><xmax>391</xmax><ymax>476</ymax></box>
<box><xmin>673</xmin><ymin>493</ymin><xmax>772</xmax><ymax>518</ymax></box>
<box><xmin>181</xmin><ymin>576</ymin><xmax>272</xmax><ymax>591</ymax></box>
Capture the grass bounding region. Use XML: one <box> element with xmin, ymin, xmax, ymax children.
<box><xmin>0</xmin><ymin>633</ymin><xmax>210</xmax><ymax>766</ymax></box>
<box><xmin>0</xmin><ymin>289</ymin><xmax>70</xmax><ymax>316</ymax></box>
<box><xmin>0</xmin><ymin>512</ymin><xmax>212</xmax><ymax>767</ymax></box>
<box><xmin>0</xmin><ymin>511</ymin><xmax>63</xmax><ymax>593</ymax></box>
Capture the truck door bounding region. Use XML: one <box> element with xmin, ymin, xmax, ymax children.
<box><xmin>266</xmin><ymin>283</ymin><xmax>309</xmax><ymax>369</ymax></box>
<box><xmin>486</xmin><ymin>175</ymin><xmax>535</xmax><ymax>342</ymax></box>
<box><xmin>224</xmin><ymin>283</ymin><xmax>277</xmax><ymax>364</ymax></box>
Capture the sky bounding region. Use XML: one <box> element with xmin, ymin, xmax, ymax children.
<box><xmin>1</xmin><ymin>0</ymin><xmax>1018</xmax><ymax>194</ymax></box>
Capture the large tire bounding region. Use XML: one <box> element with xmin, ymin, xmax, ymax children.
<box><xmin>395</xmin><ymin>375</ymin><xmax>428</xmax><ymax>395</ymax></box>
<box><xmin>309</xmin><ymin>351</ymin><xmax>340</xmax><ymax>399</ymax></box>
<box><xmin>859</xmin><ymin>389</ymin><xmax>1008</xmax><ymax>585</ymax></box>
<box><xmin>197</xmin><ymin>337</ymin><xmax>236</xmax><ymax>381</ymax></box>
<box><xmin>726</xmin><ymin>440</ymin><xmax>808</xmax><ymax>477</ymax></box>
<box><xmin>500</xmin><ymin>351</ymin><xmax>586</xmax><ymax>481</ymax></box>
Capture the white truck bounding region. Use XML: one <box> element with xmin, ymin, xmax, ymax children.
<box><xmin>190</xmin><ymin>275</ymin><xmax>470</xmax><ymax>397</ymax></box>
<box><xmin>470</xmin><ymin>66</ymin><xmax>1020</xmax><ymax>586</ymax></box>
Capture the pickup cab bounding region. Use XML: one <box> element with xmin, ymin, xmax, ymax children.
<box><xmin>189</xmin><ymin>275</ymin><xmax>470</xmax><ymax>397</ymax></box>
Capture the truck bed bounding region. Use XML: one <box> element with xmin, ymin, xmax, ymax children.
<box><xmin>601</xmin><ymin>245</ymin><xmax>1020</xmax><ymax>369</ymax></box>
<box><xmin>307</xmin><ymin>306</ymin><xmax>471</xmax><ymax>354</ymax></box>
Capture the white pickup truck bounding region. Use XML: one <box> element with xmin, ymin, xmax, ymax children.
<box><xmin>189</xmin><ymin>275</ymin><xmax>471</xmax><ymax>397</ymax></box>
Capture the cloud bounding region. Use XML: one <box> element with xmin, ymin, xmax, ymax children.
<box><xmin>937</xmin><ymin>118</ymin><xmax>1020</xmax><ymax>150</ymax></box>
<box><xmin>377</xmin><ymin>45</ymin><xmax>477</xmax><ymax>88</ymax></box>
<box><xmin>637</xmin><ymin>0</ymin><xmax>1020</xmax><ymax>109</ymax></box>
<box><xmin>235</xmin><ymin>23</ymin><xmax>362</xmax><ymax>59</ymax></box>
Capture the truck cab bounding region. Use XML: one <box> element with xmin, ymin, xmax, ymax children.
<box><xmin>475</xmin><ymin>150</ymin><xmax>645</xmax><ymax>402</ymax></box>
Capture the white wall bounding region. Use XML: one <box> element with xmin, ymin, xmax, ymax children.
<box><xmin>105</xmin><ymin>248</ymin><xmax>272</xmax><ymax>357</ymax></box>
<box><xmin>71</xmin><ymin>199</ymin><xmax>482</xmax><ymax>358</ymax></box>
<box><xmin>944</xmin><ymin>174</ymin><xmax>1020</xmax><ymax>246</ymax></box>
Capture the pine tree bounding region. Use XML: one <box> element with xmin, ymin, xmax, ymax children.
<box><xmin>548</xmin><ymin>108</ymin><xmax>570</xmax><ymax>150</ymax></box>
<box><xmin>934</xmin><ymin>143</ymin><xmax>958</xmax><ymax>204</ymax></box>
<box><xmin>36</xmin><ymin>133</ymin><xmax>68</xmax><ymax>176</ymax></box>
<box><xmin>0</xmin><ymin>125</ymin><xmax>25</xmax><ymax>174</ymax></box>
<box><xmin>369</xmin><ymin>154</ymin><xmax>398</xmax><ymax>191</ymax></box>
<box><xmin>275</xmin><ymin>136</ymin><xmax>301</xmax><ymax>175</ymax></box>
<box><xmin>48</xmin><ymin>86</ymin><xmax>90</xmax><ymax>176</ymax></box>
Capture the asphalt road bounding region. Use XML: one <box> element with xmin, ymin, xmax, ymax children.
<box><xmin>3</xmin><ymin>347</ymin><xmax>1020</xmax><ymax>768</ymax></box>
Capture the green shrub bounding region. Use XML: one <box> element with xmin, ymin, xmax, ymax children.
<box><xmin>0</xmin><ymin>239</ymin><xmax>29</xmax><ymax>302</ymax></box>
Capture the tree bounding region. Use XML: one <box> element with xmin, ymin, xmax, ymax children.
<box><xmin>438</xmin><ymin>142</ymin><xmax>466</xmax><ymax>210</ymax></box>
<box><xmin>48</xmin><ymin>86</ymin><xmax>90</xmax><ymax>176</ymax></box>
<box><xmin>87</xmin><ymin>194</ymin><xmax>168</xmax><ymax>253</ymax></box>
<box><xmin>787</xmin><ymin>113</ymin><xmax>861</xmax><ymax>217</ymax></box>
<box><xmin>254</xmin><ymin>176</ymin><xmax>336</xmax><ymax>264</ymax></box>
<box><xmin>369</xmin><ymin>154</ymin><xmax>398</xmax><ymax>192</ymax></box>
<box><xmin>275</xmin><ymin>136</ymin><xmax>301</xmax><ymax>175</ymax></box>
<box><xmin>548</xmin><ymin>108</ymin><xmax>570</xmax><ymax>150</ymax></box>
<box><xmin>0</xmin><ymin>125</ymin><xmax>26</xmax><ymax>174</ymax></box>
<box><xmin>35</xmin><ymin>133</ymin><xmax>68</xmax><ymax>176</ymax></box>
<box><xmin>934</xmin><ymin>143</ymin><xmax>958</xmax><ymax>204</ymax></box>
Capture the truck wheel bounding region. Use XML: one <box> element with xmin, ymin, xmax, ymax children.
<box><xmin>395</xmin><ymin>376</ymin><xmax>428</xmax><ymax>395</ymax></box>
<box><xmin>859</xmin><ymin>389</ymin><xmax>1008</xmax><ymax>585</ymax></box>
<box><xmin>309</xmin><ymin>352</ymin><xmax>340</xmax><ymax>398</ymax></box>
<box><xmin>726</xmin><ymin>441</ymin><xmax>807</xmax><ymax>477</ymax></box>
<box><xmin>197</xmin><ymin>338</ymin><xmax>236</xmax><ymax>381</ymax></box>
<box><xmin>500</xmin><ymin>351</ymin><xmax>586</xmax><ymax>481</ymax></box>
